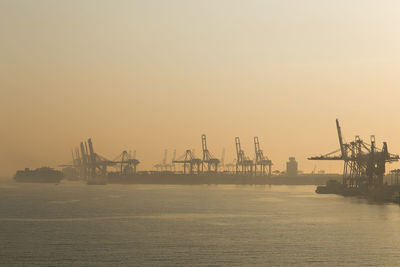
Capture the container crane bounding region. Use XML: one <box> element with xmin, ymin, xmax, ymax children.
<box><xmin>154</xmin><ymin>149</ymin><xmax>169</xmax><ymax>171</ymax></box>
<box><xmin>308</xmin><ymin>119</ymin><xmax>399</xmax><ymax>188</ymax></box>
<box><xmin>113</xmin><ymin>150</ymin><xmax>140</xmax><ymax>175</ymax></box>
<box><xmin>173</xmin><ymin>150</ymin><xmax>202</xmax><ymax>174</ymax></box>
<box><xmin>235</xmin><ymin>137</ymin><xmax>253</xmax><ymax>175</ymax></box>
<box><xmin>201</xmin><ymin>134</ymin><xmax>220</xmax><ymax>173</ymax></box>
<box><xmin>254</xmin><ymin>136</ymin><xmax>272</xmax><ymax>176</ymax></box>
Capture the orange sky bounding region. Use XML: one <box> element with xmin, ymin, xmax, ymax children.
<box><xmin>1</xmin><ymin>1</ymin><xmax>400</xmax><ymax>176</ymax></box>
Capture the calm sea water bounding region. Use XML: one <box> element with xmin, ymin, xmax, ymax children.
<box><xmin>1</xmin><ymin>180</ymin><xmax>400</xmax><ymax>266</ymax></box>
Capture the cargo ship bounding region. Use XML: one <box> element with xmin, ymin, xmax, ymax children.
<box><xmin>14</xmin><ymin>167</ymin><xmax>64</xmax><ymax>183</ymax></box>
<box><xmin>315</xmin><ymin>180</ymin><xmax>400</xmax><ymax>202</ymax></box>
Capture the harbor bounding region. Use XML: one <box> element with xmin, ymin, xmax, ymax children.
<box><xmin>12</xmin><ymin>119</ymin><xmax>400</xmax><ymax>205</ymax></box>
<box><xmin>13</xmin><ymin>133</ymin><xmax>342</xmax><ymax>186</ymax></box>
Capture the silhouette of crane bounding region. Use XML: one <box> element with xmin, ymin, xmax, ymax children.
<box><xmin>65</xmin><ymin>139</ymin><xmax>140</xmax><ymax>179</ymax></box>
<box><xmin>201</xmin><ymin>134</ymin><xmax>220</xmax><ymax>172</ymax></box>
<box><xmin>154</xmin><ymin>149</ymin><xmax>170</xmax><ymax>171</ymax></box>
<box><xmin>309</xmin><ymin>119</ymin><xmax>399</xmax><ymax>188</ymax></box>
<box><xmin>235</xmin><ymin>137</ymin><xmax>253</xmax><ymax>175</ymax></box>
<box><xmin>173</xmin><ymin>150</ymin><xmax>202</xmax><ymax>174</ymax></box>
<box><xmin>254</xmin><ymin>136</ymin><xmax>272</xmax><ymax>176</ymax></box>
<box><xmin>113</xmin><ymin>150</ymin><xmax>140</xmax><ymax>175</ymax></box>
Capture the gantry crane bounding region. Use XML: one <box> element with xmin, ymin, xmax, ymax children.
<box><xmin>170</xmin><ymin>149</ymin><xmax>176</xmax><ymax>172</ymax></box>
<box><xmin>113</xmin><ymin>150</ymin><xmax>140</xmax><ymax>175</ymax></box>
<box><xmin>85</xmin><ymin>138</ymin><xmax>114</xmax><ymax>177</ymax></box>
<box><xmin>173</xmin><ymin>150</ymin><xmax>202</xmax><ymax>174</ymax></box>
<box><xmin>154</xmin><ymin>149</ymin><xmax>170</xmax><ymax>171</ymax></box>
<box><xmin>201</xmin><ymin>134</ymin><xmax>220</xmax><ymax>172</ymax></box>
<box><xmin>67</xmin><ymin>139</ymin><xmax>140</xmax><ymax>179</ymax></box>
<box><xmin>235</xmin><ymin>137</ymin><xmax>253</xmax><ymax>175</ymax></box>
<box><xmin>254</xmin><ymin>136</ymin><xmax>272</xmax><ymax>176</ymax></box>
<box><xmin>309</xmin><ymin>119</ymin><xmax>399</xmax><ymax>188</ymax></box>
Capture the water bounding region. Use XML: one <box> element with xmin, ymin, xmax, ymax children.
<box><xmin>1</xmin><ymin>181</ymin><xmax>400</xmax><ymax>266</ymax></box>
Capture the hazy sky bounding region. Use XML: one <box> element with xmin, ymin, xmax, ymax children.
<box><xmin>1</xmin><ymin>0</ymin><xmax>400</xmax><ymax>176</ymax></box>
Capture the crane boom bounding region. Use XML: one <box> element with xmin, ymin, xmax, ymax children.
<box><xmin>336</xmin><ymin>119</ymin><xmax>346</xmax><ymax>159</ymax></box>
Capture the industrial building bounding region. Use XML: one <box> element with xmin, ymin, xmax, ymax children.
<box><xmin>286</xmin><ymin>157</ymin><xmax>298</xmax><ymax>176</ymax></box>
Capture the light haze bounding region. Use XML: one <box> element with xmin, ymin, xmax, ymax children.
<box><xmin>1</xmin><ymin>0</ymin><xmax>400</xmax><ymax>176</ymax></box>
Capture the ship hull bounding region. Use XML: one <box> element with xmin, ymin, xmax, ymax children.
<box><xmin>14</xmin><ymin>176</ymin><xmax>63</xmax><ymax>183</ymax></box>
<box><xmin>316</xmin><ymin>180</ymin><xmax>400</xmax><ymax>202</ymax></box>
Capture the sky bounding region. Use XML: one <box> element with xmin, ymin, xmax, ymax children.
<box><xmin>1</xmin><ymin>0</ymin><xmax>400</xmax><ymax>176</ymax></box>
